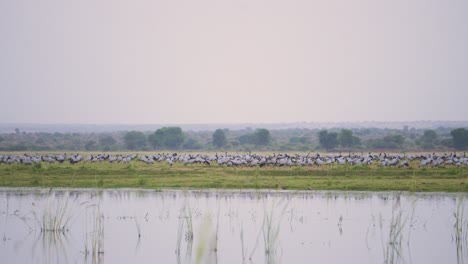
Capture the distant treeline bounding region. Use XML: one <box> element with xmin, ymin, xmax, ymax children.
<box><xmin>0</xmin><ymin>126</ymin><xmax>467</xmax><ymax>152</ymax></box>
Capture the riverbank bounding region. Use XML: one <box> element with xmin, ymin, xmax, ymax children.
<box><xmin>0</xmin><ymin>162</ymin><xmax>467</xmax><ymax>192</ymax></box>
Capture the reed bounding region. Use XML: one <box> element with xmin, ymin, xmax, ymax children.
<box><xmin>453</xmin><ymin>197</ymin><xmax>468</xmax><ymax>263</ymax></box>
<box><xmin>240</xmin><ymin>222</ymin><xmax>246</xmax><ymax>264</ymax></box>
<box><xmin>134</xmin><ymin>216</ymin><xmax>141</xmax><ymax>238</ymax></box>
<box><xmin>175</xmin><ymin>198</ymin><xmax>194</xmax><ymax>264</ymax></box>
<box><xmin>263</xmin><ymin>199</ymin><xmax>289</xmax><ymax>264</ymax></box>
<box><xmin>32</xmin><ymin>190</ymin><xmax>77</xmax><ymax>233</ymax></box>
<box><xmin>380</xmin><ymin>197</ymin><xmax>408</xmax><ymax>264</ymax></box>
<box><xmin>83</xmin><ymin>202</ymin><xmax>104</xmax><ymax>264</ymax></box>
<box><xmin>247</xmin><ymin>198</ymin><xmax>289</xmax><ymax>263</ymax></box>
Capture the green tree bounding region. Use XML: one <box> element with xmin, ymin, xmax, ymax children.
<box><xmin>289</xmin><ymin>136</ymin><xmax>310</xmax><ymax>145</ymax></box>
<box><xmin>238</xmin><ymin>134</ymin><xmax>255</xmax><ymax>145</ymax></box>
<box><xmin>148</xmin><ymin>127</ymin><xmax>185</xmax><ymax>149</ymax></box>
<box><xmin>254</xmin><ymin>128</ymin><xmax>271</xmax><ymax>146</ymax></box>
<box><xmin>318</xmin><ymin>130</ymin><xmax>338</xmax><ymax>150</ymax></box>
<box><xmin>99</xmin><ymin>135</ymin><xmax>116</xmax><ymax>147</ymax></box>
<box><xmin>423</xmin><ymin>130</ymin><xmax>437</xmax><ymax>141</ymax></box>
<box><xmin>419</xmin><ymin>130</ymin><xmax>438</xmax><ymax>149</ymax></box>
<box><xmin>451</xmin><ymin>128</ymin><xmax>468</xmax><ymax>150</ymax></box>
<box><xmin>147</xmin><ymin>133</ymin><xmax>158</xmax><ymax>149</ymax></box>
<box><xmin>124</xmin><ymin>131</ymin><xmax>147</xmax><ymax>150</ymax></box>
<box><xmin>386</xmin><ymin>134</ymin><xmax>404</xmax><ymax>148</ymax></box>
<box><xmin>85</xmin><ymin>140</ymin><xmax>98</xmax><ymax>151</ymax></box>
<box><xmin>339</xmin><ymin>129</ymin><xmax>353</xmax><ymax>149</ymax></box>
<box><xmin>440</xmin><ymin>138</ymin><xmax>453</xmax><ymax>148</ymax></box>
<box><xmin>371</xmin><ymin>134</ymin><xmax>405</xmax><ymax>149</ymax></box>
<box><xmin>183</xmin><ymin>138</ymin><xmax>203</xmax><ymax>149</ymax></box>
<box><xmin>352</xmin><ymin>136</ymin><xmax>362</xmax><ymax>147</ymax></box>
<box><xmin>212</xmin><ymin>129</ymin><xmax>227</xmax><ymax>148</ymax></box>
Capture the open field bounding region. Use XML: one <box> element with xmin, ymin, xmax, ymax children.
<box><xmin>0</xmin><ymin>160</ymin><xmax>467</xmax><ymax>192</ymax></box>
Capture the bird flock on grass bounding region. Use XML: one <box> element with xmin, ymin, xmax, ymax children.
<box><xmin>1</xmin><ymin>152</ymin><xmax>467</xmax><ymax>168</ymax></box>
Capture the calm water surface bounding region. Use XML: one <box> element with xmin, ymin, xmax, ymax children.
<box><xmin>0</xmin><ymin>188</ymin><xmax>467</xmax><ymax>264</ymax></box>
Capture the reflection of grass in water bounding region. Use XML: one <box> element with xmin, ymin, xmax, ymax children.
<box><xmin>32</xmin><ymin>190</ymin><xmax>77</xmax><ymax>233</ymax></box>
<box><xmin>35</xmin><ymin>228</ymin><xmax>70</xmax><ymax>264</ymax></box>
<box><xmin>453</xmin><ymin>197</ymin><xmax>468</xmax><ymax>264</ymax></box>
<box><xmin>240</xmin><ymin>222</ymin><xmax>246</xmax><ymax>264</ymax></box>
<box><xmin>263</xmin><ymin>199</ymin><xmax>289</xmax><ymax>264</ymax></box>
<box><xmin>406</xmin><ymin>196</ymin><xmax>417</xmax><ymax>264</ymax></box>
<box><xmin>3</xmin><ymin>195</ymin><xmax>9</xmax><ymax>242</ymax></box>
<box><xmin>379</xmin><ymin>197</ymin><xmax>408</xmax><ymax>264</ymax></box>
<box><xmin>175</xmin><ymin>197</ymin><xmax>194</xmax><ymax>264</ymax></box>
<box><xmin>28</xmin><ymin>190</ymin><xmax>81</xmax><ymax>264</ymax></box>
<box><xmin>83</xmin><ymin>201</ymin><xmax>104</xmax><ymax>264</ymax></box>
<box><xmin>92</xmin><ymin>205</ymin><xmax>105</xmax><ymax>257</ymax></box>
<box><xmin>176</xmin><ymin>218</ymin><xmax>183</xmax><ymax>255</ymax></box>
<box><xmin>134</xmin><ymin>216</ymin><xmax>141</xmax><ymax>238</ymax></box>
<box><xmin>175</xmin><ymin>219</ymin><xmax>186</xmax><ymax>264</ymax></box>
<box><xmin>28</xmin><ymin>190</ymin><xmax>106</xmax><ymax>263</ymax></box>
<box><xmin>194</xmin><ymin>206</ymin><xmax>220</xmax><ymax>264</ymax></box>
<box><xmin>247</xmin><ymin>198</ymin><xmax>289</xmax><ymax>264</ymax></box>
<box><xmin>185</xmin><ymin>203</ymin><xmax>194</xmax><ymax>242</ymax></box>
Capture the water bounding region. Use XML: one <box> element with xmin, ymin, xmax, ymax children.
<box><xmin>0</xmin><ymin>188</ymin><xmax>467</xmax><ymax>264</ymax></box>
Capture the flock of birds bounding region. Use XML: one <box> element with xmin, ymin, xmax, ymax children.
<box><xmin>0</xmin><ymin>152</ymin><xmax>467</xmax><ymax>168</ymax></box>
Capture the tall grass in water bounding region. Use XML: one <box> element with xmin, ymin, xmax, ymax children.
<box><xmin>30</xmin><ymin>190</ymin><xmax>79</xmax><ymax>264</ymax></box>
<box><xmin>36</xmin><ymin>226</ymin><xmax>70</xmax><ymax>264</ymax></box>
<box><xmin>83</xmin><ymin>202</ymin><xmax>104</xmax><ymax>263</ymax></box>
<box><xmin>379</xmin><ymin>195</ymin><xmax>408</xmax><ymax>264</ymax></box>
<box><xmin>240</xmin><ymin>222</ymin><xmax>246</xmax><ymax>264</ymax></box>
<box><xmin>263</xmin><ymin>199</ymin><xmax>289</xmax><ymax>264</ymax></box>
<box><xmin>453</xmin><ymin>197</ymin><xmax>468</xmax><ymax>264</ymax></box>
<box><xmin>194</xmin><ymin>206</ymin><xmax>220</xmax><ymax>264</ymax></box>
<box><xmin>175</xmin><ymin>198</ymin><xmax>194</xmax><ymax>264</ymax></box>
<box><xmin>3</xmin><ymin>195</ymin><xmax>9</xmax><ymax>241</ymax></box>
<box><xmin>32</xmin><ymin>190</ymin><xmax>78</xmax><ymax>233</ymax></box>
<box><xmin>248</xmin><ymin>198</ymin><xmax>289</xmax><ymax>263</ymax></box>
<box><xmin>134</xmin><ymin>216</ymin><xmax>141</xmax><ymax>238</ymax></box>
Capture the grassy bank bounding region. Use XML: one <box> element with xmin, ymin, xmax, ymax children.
<box><xmin>0</xmin><ymin>162</ymin><xmax>467</xmax><ymax>192</ymax></box>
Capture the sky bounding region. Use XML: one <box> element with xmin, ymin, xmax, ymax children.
<box><xmin>0</xmin><ymin>0</ymin><xmax>467</xmax><ymax>124</ymax></box>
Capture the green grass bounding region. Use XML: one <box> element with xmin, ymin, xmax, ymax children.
<box><xmin>0</xmin><ymin>162</ymin><xmax>467</xmax><ymax>192</ymax></box>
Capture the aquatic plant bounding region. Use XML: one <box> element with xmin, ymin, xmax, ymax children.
<box><xmin>453</xmin><ymin>197</ymin><xmax>468</xmax><ymax>264</ymax></box>
<box><xmin>379</xmin><ymin>195</ymin><xmax>409</xmax><ymax>264</ymax></box>
<box><xmin>263</xmin><ymin>199</ymin><xmax>289</xmax><ymax>264</ymax></box>
<box><xmin>32</xmin><ymin>190</ymin><xmax>78</xmax><ymax>233</ymax></box>
<box><xmin>36</xmin><ymin>226</ymin><xmax>70</xmax><ymax>264</ymax></box>
<box><xmin>247</xmin><ymin>198</ymin><xmax>289</xmax><ymax>263</ymax></box>
<box><xmin>83</xmin><ymin>202</ymin><xmax>104</xmax><ymax>263</ymax></box>
<box><xmin>175</xmin><ymin>198</ymin><xmax>194</xmax><ymax>264</ymax></box>
<box><xmin>240</xmin><ymin>222</ymin><xmax>246</xmax><ymax>264</ymax></box>
<box><xmin>134</xmin><ymin>216</ymin><xmax>141</xmax><ymax>238</ymax></box>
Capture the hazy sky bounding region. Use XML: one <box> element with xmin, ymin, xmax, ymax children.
<box><xmin>1</xmin><ymin>0</ymin><xmax>467</xmax><ymax>124</ymax></box>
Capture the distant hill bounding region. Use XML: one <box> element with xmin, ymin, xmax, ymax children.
<box><xmin>1</xmin><ymin>121</ymin><xmax>467</xmax><ymax>134</ymax></box>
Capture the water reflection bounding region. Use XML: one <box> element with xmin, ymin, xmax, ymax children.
<box><xmin>453</xmin><ymin>197</ymin><xmax>468</xmax><ymax>264</ymax></box>
<box><xmin>380</xmin><ymin>195</ymin><xmax>406</xmax><ymax>264</ymax></box>
<box><xmin>175</xmin><ymin>199</ymin><xmax>194</xmax><ymax>264</ymax></box>
<box><xmin>0</xmin><ymin>188</ymin><xmax>467</xmax><ymax>264</ymax></box>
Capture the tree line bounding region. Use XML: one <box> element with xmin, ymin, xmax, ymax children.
<box><xmin>121</xmin><ymin>127</ymin><xmax>272</xmax><ymax>150</ymax></box>
<box><xmin>0</xmin><ymin>126</ymin><xmax>467</xmax><ymax>151</ymax></box>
